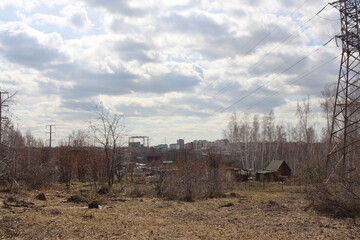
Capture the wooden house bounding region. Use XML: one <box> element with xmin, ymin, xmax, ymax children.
<box><xmin>256</xmin><ymin>160</ymin><xmax>291</xmax><ymax>181</ymax></box>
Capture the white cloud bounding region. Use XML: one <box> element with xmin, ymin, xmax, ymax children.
<box><xmin>0</xmin><ymin>0</ymin><xmax>38</xmax><ymax>11</ymax></box>
<box><xmin>0</xmin><ymin>22</ymin><xmax>66</xmax><ymax>69</ymax></box>
<box><xmin>0</xmin><ymin>0</ymin><xmax>341</xmax><ymax>145</ymax></box>
<box><xmin>16</xmin><ymin>5</ymin><xmax>91</xmax><ymax>31</ymax></box>
<box><xmin>61</xmin><ymin>5</ymin><xmax>92</xmax><ymax>31</ymax></box>
<box><xmin>17</xmin><ymin>12</ymin><xmax>66</xmax><ymax>28</ymax></box>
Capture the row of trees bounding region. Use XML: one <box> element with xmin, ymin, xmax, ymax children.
<box><xmin>222</xmin><ymin>84</ymin><xmax>360</xmax><ymax>217</ymax></box>
<box><xmin>0</xmin><ymin>117</ymin><xmax>226</xmax><ymax>201</ymax></box>
<box><xmin>0</xmin><ymin>104</ymin><xmax>127</xmax><ymax>190</ymax></box>
<box><xmin>0</xmin><ymin>86</ymin><xmax>335</xmax><ymax>190</ymax></box>
<box><xmin>223</xmin><ymin>86</ymin><xmax>336</xmax><ymax>176</ymax></box>
<box><xmin>2</xmin><ymin>84</ymin><xmax>359</xmax><ymax>213</ymax></box>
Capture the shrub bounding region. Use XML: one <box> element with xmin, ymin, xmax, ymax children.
<box><xmin>25</xmin><ymin>162</ymin><xmax>56</xmax><ymax>190</ymax></box>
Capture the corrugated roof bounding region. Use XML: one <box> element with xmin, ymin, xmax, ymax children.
<box><xmin>265</xmin><ymin>160</ymin><xmax>284</xmax><ymax>171</ymax></box>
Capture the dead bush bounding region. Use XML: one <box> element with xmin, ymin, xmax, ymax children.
<box><xmin>307</xmin><ymin>182</ymin><xmax>360</xmax><ymax>218</ymax></box>
<box><xmin>97</xmin><ymin>186</ymin><xmax>110</xmax><ymax>195</ymax></box>
<box><xmin>79</xmin><ymin>187</ymin><xmax>106</xmax><ymax>205</ymax></box>
<box><xmin>158</xmin><ymin>155</ymin><xmax>206</xmax><ymax>201</ymax></box>
<box><xmin>0</xmin><ymin>184</ymin><xmax>12</xmax><ymax>193</ymax></box>
<box><xmin>204</xmin><ymin>150</ymin><xmax>224</xmax><ymax>198</ymax></box>
<box><xmin>154</xmin><ymin>150</ymin><xmax>226</xmax><ymax>201</ymax></box>
<box><xmin>128</xmin><ymin>185</ymin><xmax>147</xmax><ymax>198</ymax></box>
<box><xmin>306</xmin><ymin>160</ymin><xmax>360</xmax><ymax>219</ymax></box>
<box><xmin>25</xmin><ymin>162</ymin><xmax>56</xmax><ymax>190</ymax></box>
<box><xmin>67</xmin><ymin>195</ymin><xmax>86</xmax><ymax>203</ymax></box>
<box><xmin>151</xmin><ymin>165</ymin><xmax>173</xmax><ymax>198</ymax></box>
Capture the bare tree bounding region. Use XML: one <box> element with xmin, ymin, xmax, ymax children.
<box><xmin>175</xmin><ymin>151</ymin><xmax>204</xmax><ymax>201</ymax></box>
<box><xmin>224</xmin><ymin>112</ymin><xmax>241</xmax><ymax>167</ymax></box>
<box><xmin>0</xmin><ymin>120</ymin><xmax>23</xmax><ymax>189</ymax></box>
<box><xmin>69</xmin><ymin>130</ymin><xmax>90</xmax><ymax>182</ymax></box>
<box><xmin>54</xmin><ymin>145</ymin><xmax>73</xmax><ymax>187</ymax></box>
<box><xmin>223</xmin><ymin>113</ymin><xmax>241</xmax><ymax>143</ymax></box>
<box><xmin>296</xmin><ymin>96</ymin><xmax>316</xmax><ymax>169</ymax></box>
<box><xmin>204</xmin><ymin>149</ymin><xmax>223</xmax><ymax>198</ymax></box>
<box><xmin>250</xmin><ymin>114</ymin><xmax>260</xmax><ymax>170</ymax></box>
<box><xmin>261</xmin><ymin>110</ymin><xmax>276</xmax><ymax>167</ymax></box>
<box><xmin>0</xmin><ymin>91</ymin><xmax>16</xmax><ymax>144</ymax></box>
<box><xmin>262</xmin><ymin>110</ymin><xmax>275</xmax><ymax>143</ymax></box>
<box><xmin>90</xmin><ymin>105</ymin><xmax>125</xmax><ymax>188</ymax></box>
<box><xmin>319</xmin><ymin>84</ymin><xmax>336</xmax><ymax>142</ymax></box>
<box><xmin>239</xmin><ymin>115</ymin><xmax>251</xmax><ymax>169</ymax></box>
<box><xmin>274</xmin><ymin>122</ymin><xmax>286</xmax><ymax>160</ymax></box>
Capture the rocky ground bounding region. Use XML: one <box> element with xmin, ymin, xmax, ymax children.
<box><xmin>0</xmin><ymin>184</ymin><xmax>358</xmax><ymax>240</ymax></box>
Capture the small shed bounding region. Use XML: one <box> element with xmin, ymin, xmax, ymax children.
<box><xmin>256</xmin><ymin>160</ymin><xmax>291</xmax><ymax>181</ymax></box>
<box><xmin>235</xmin><ymin>169</ymin><xmax>255</xmax><ymax>182</ymax></box>
<box><xmin>219</xmin><ymin>160</ymin><xmax>236</xmax><ymax>182</ymax></box>
<box><xmin>256</xmin><ymin>170</ymin><xmax>276</xmax><ymax>181</ymax></box>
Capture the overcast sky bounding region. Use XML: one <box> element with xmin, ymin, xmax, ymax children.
<box><xmin>0</xmin><ymin>0</ymin><xmax>341</xmax><ymax>146</ymax></box>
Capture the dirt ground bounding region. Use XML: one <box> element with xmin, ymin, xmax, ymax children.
<box><xmin>0</xmin><ymin>183</ymin><xmax>359</xmax><ymax>240</ymax></box>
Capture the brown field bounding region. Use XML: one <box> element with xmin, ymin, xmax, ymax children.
<box><xmin>0</xmin><ymin>182</ymin><xmax>359</xmax><ymax>240</ymax></box>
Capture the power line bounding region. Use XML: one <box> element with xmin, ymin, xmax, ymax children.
<box><xmin>184</xmin><ymin>0</ymin><xmax>311</xmax><ymax>115</ymax></box>
<box><xmin>180</xmin><ymin>45</ymin><xmax>341</xmax><ymax>140</ymax></box>
<box><xmin>246</xmin><ymin>4</ymin><xmax>330</xmax><ymax>75</ymax></box>
<box><xmin>150</xmin><ymin>2</ymin><xmax>335</xmax><ymax>142</ymax></box>
<box><xmin>196</xmin><ymin>3</ymin><xmax>332</xmax><ymax>114</ymax></box>
<box><xmin>244</xmin><ymin>54</ymin><xmax>341</xmax><ymax>111</ymax></box>
<box><xmin>243</xmin><ymin>0</ymin><xmax>311</xmax><ymax>56</ymax></box>
<box><xmin>218</xmin><ymin>37</ymin><xmax>335</xmax><ymax>113</ymax></box>
<box><xmin>316</xmin><ymin>15</ymin><xmax>340</xmax><ymax>21</ymax></box>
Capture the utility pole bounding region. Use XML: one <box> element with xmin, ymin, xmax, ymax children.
<box><xmin>46</xmin><ymin>125</ymin><xmax>55</xmax><ymax>148</ymax></box>
<box><xmin>327</xmin><ymin>0</ymin><xmax>360</xmax><ymax>180</ymax></box>
<box><xmin>0</xmin><ymin>91</ymin><xmax>9</xmax><ymax>143</ymax></box>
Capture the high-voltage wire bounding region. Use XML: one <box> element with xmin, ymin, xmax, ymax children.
<box><xmin>150</xmin><ymin>2</ymin><xmax>334</xmax><ymax>141</ymax></box>
<box><xmin>218</xmin><ymin>37</ymin><xmax>335</xmax><ymax>113</ymax></box>
<box><xmin>199</xmin><ymin>3</ymin><xmax>332</xmax><ymax>114</ymax></box>
<box><xmin>244</xmin><ymin>54</ymin><xmax>341</xmax><ymax>111</ymax></box>
<box><xmin>180</xmin><ymin>51</ymin><xmax>340</xmax><ymax>139</ymax></box>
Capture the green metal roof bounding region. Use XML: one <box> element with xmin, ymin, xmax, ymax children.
<box><xmin>265</xmin><ymin>160</ymin><xmax>284</xmax><ymax>171</ymax></box>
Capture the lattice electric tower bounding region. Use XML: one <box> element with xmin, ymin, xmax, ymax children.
<box><xmin>327</xmin><ymin>0</ymin><xmax>360</xmax><ymax>179</ymax></box>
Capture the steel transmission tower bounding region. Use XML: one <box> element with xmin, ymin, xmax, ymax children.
<box><xmin>327</xmin><ymin>0</ymin><xmax>360</xmax><ymax>180</ymax></box>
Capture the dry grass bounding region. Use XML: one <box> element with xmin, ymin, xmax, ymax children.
<box><xmin>0</xmin><ymin>182</ymin><xmax>359</xmax><ymax>240</ymax></box>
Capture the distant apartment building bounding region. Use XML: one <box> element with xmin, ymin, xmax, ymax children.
<box><xmin>154</xmin><ymin>144</ymin><xmax>168</xmax><ymax>149</ymax></box>
<box><xmin>193</xmin><ymin>140</ymin><xmax>208</xmax><ymax>150</ymax></box>
<box><xmin>191</xmin><ymin>139</ymin><xmax>229</xmax><ymax>152</ymax></box>
<box><xmin>169</xmin><ymin>143</ymin><xmax>180</xmax><ymax>150</ymax></box>
<box><xmin>177</xmin><ymin>139</ymin><xmax>184</xmax><ymax>149</ymax></box>
<box><xmin>185</xmin><ymin>142</ymin><xmax>194</xmax><ymax>150</ymax></box>
<box><xmin>151</xmin><ymin>138</ymin><xmax>228</xmax><ymax>152</ymax></box>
